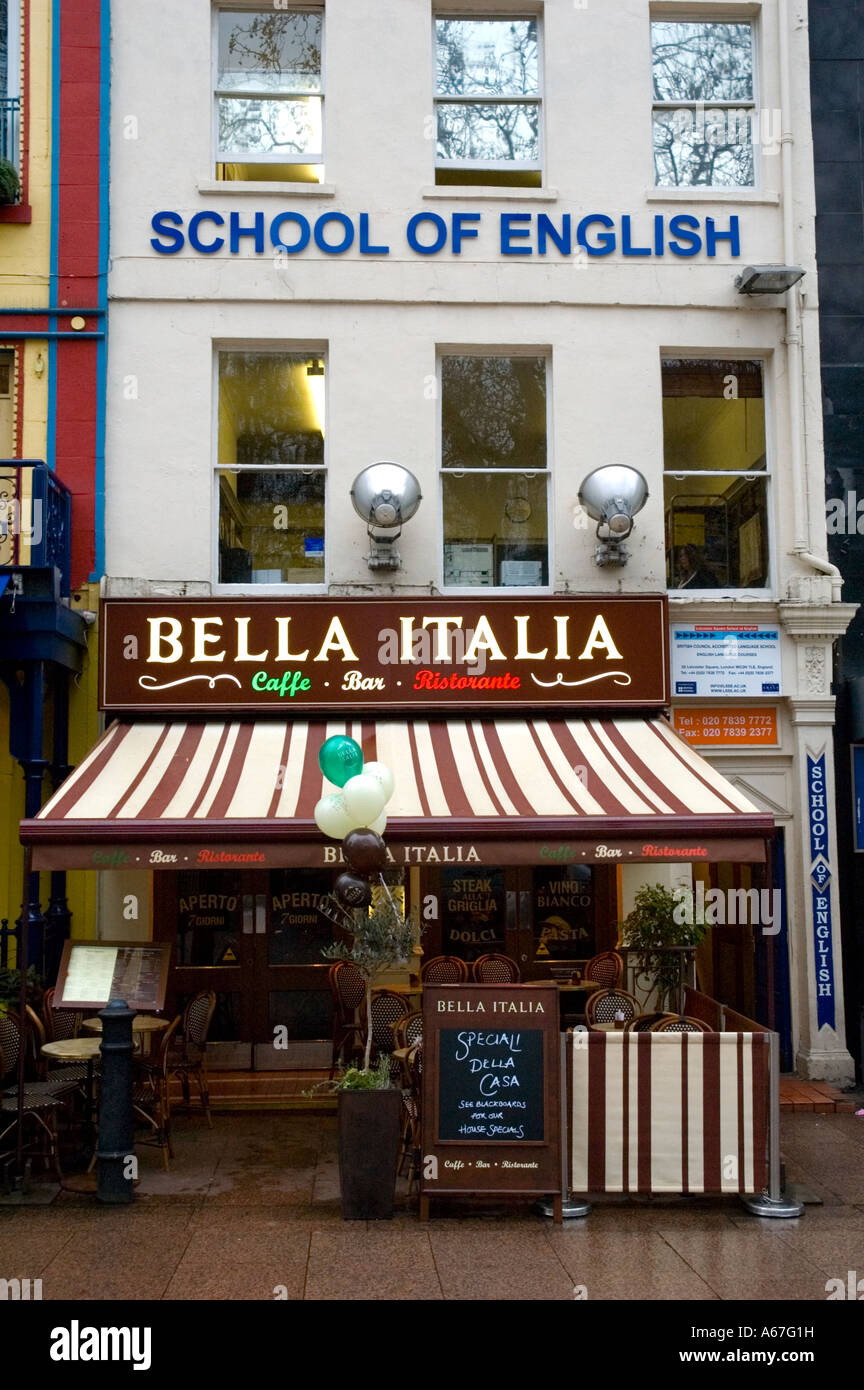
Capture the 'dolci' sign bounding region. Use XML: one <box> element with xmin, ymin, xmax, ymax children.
<box><xmin>99</xmin><ymin>596</ymin><xmax>669</xmax><ymax>714</ymax></box>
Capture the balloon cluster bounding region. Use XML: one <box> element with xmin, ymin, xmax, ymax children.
<box><xmin>314</xmin><ymin>737</ymin><xmax>395</xmax><ymax>911</ymax></box>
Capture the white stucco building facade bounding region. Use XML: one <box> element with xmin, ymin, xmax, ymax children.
<box><xmin>99</xmin><ymin>0</ymin><xmax>855</xmax><ymax>1080</ymax></box>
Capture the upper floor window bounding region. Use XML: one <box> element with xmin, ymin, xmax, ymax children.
<box><xmin>435</xmin><ymin>16</ymin><xmax>542</xmax><ymax>188</ymax></box>
<box><xmin>0</xmin><ymin>0</ymin><xmax>21</xmax><ymax>199</ymax></box>
<box><xmin>214</xmin><ymin>7</ymin><xmax>323</xmax><ymax>183</ymax></box>
<box><xmin>651</xmin><ymin>20</ymin><xmax>755</xmax><ymax>188</ymax></box>
<box><xmin>663</xmin><ymin>359</ymin><xmax>769</xmax><ymax>592</ymax></box>
<box><xmin>441</xmin><ymin>353</ymin><xmax>549</xmax><ymax>588</ymax></box>
<box><xmin>216</xmin><ymin>350</ymin><xmax>326</xmax><ymax>586</ymax></box>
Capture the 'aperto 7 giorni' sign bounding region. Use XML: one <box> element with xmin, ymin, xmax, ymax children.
<box><xmin>98</xmin><ymin>596</ymin><xmax>670</xmax><ymax>714</ymax></box>
<box><xmin>149</xmin><ymin>209</ymin><xmax>743</xmax><ymax>260</ymax></box>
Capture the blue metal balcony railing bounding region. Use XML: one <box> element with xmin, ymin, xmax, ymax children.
<box><xmin>0</xmin><ymin>461</ymin><xmax>73</xmax><ymax>597</ymax></box>
<box><xmin>0</xmin><ymin>96</ymin><xmax>20</xmax><ymax>168</ymax></box>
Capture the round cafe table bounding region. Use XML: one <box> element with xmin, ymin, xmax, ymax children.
<box><xmin>40</xmin><ymin>1037</ymin><xmax>102</xmax><ymax>1188</ymax></box>
<box><xmin>82</xmin><ymin>1014</ymin><xmax>168</xmax><ymax>1057</ymax></box>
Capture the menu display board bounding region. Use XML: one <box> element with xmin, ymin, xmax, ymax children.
<box><xmin>55</xmin><ymin>940</ymin><xmax>171</xmax><ymax>1012</ymax></box>
<box><xmin>420</xmin><ymin>983</ymin><xmax>561</xmax><ymax>1217</ymax></box>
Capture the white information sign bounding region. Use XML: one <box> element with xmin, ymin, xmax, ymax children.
<box><xmin>671</xmin><ymin>623</ymin><xmax>782</xmax><ymax>698</ymax></box>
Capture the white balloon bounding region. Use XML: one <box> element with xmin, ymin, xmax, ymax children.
<box><xmin>314</xmin><ymin>792</ymin><xmax>353</xmax><ymax>840</ymax></box>
<box><xmin>342</xmin><ymin>773</ymin><xmax>387</xmax><ymax>828</ymax></box>
<box><xmin>362</xmin><ymin>760</ymin><xmax>395</xmax><ymax>803</ymax></box>
<box><xmin>368</xmin><ymin>810</ymin><xmax>387</xmax><ymax>836</ymax></box>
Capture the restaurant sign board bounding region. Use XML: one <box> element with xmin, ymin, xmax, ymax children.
<box><xmin>99</xmin><ymin>595</ymin><xmax>669</xmax><ymax>714</ymax></box>
<box><xmin>420</xmin><ymin>983</ymin><xmax>561</xmax><ymax>1217</ymax></box>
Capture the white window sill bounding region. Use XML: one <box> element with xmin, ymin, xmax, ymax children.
<box><xmin>197</xmin><ymin>180</ymin><xmax>336</xmax><ymax>198</ymax></box>
<box><xmin>212</xmin><ymin>584</ymin><xmax>329</xmax><ymax>597</ymax></box>
<box><xmin>422</xmin><ymin>185</ymin><xmax>558</xmax><ymax>202</ymax></box>
<box><xmin>646</xmin><ymin>187</ymin><xmax>780</xmax><ymax>205</ymax></box>
<box><xmin>667</xmin><ymin>591</ymin><xmax>774</xmax><ymax>603</ymax></box>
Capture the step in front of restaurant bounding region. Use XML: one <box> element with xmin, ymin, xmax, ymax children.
<box><xmin>167</xmin><ymin>1073</ymin><xmax>857</xmax><ymax>1114</ymax></box>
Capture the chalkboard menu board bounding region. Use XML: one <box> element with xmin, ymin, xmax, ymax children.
<box><xmin>421</xmin><ymin>984</ymin><xmax>561</xmax><ymax>1219</ymax></box>
<box><xmin>55</xmin><ymin>940</ymin><xmax>171</xmax><ymax>1012</ymax></box>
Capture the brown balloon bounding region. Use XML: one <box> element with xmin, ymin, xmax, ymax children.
<box><xmin>335</xmin><ymin>871</ymin><xmax>372</xmax><ymax>909</ymax></box>
<box><xmin>343</xmin><ymin>829</ymin><xmax>388</xmax><ymax>873</ymax></box>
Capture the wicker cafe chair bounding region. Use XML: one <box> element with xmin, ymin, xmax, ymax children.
<box><xmin>0</xmin><ymin>1018</ymin><xmax>74</xmax><ymax>1182</ymax></box>
<box><xmin>472</xmin><ymin>954</ymin><xmax>521</xmax><ymax>984</ymax></box>
<box><xmin>584</xmin><ymin>951</ymin><xmax>623</xmax><ymax>989</ymax></box>
<box><xmin>369</xmin><ymin>991</ymin><xmax>410</xmax><ymax>1077</ymax></box>
<box><xmin>624</xmin><ymin>1011</ymin><xmax>674</xmax><ymax>1033</ymax></box>
<box><xmin>167</xmin><ymin>991</ymin><xmax>216</xmax><ymax>1127</ymax></box>
<box><xmin>42</xmin><ymin>986</ymin><xmax>83</xmax><ymax>1042</ymax></box>
<box><xmin>584</xmin><ymin>988</ymin><xmax>639</xmax><ymax>1028</ymax></box>
<box><xmin>132</xmin><ymin>1014</ymin><xmax>181</xmax><ymax>1171</ymax></box>
<box><xmin>391</xmin><ymin>1010</ymin><xmax>423</xmax><ymax>1054</ymax></box>
<box><xmin>650</xmin><ymin>1014</ymin><xmax>711</xmax><ymax>1033</ymax></box>
<box><xmin>420</xmin><ymin>955</ymin><xmax>469</xmax><ymax>984</ymax></box>
<box><xmin>399</xmin><ymin>1042</ymin><xmax>423</xmax><ymax>1187</ymax></box>
<box><xmin>328</xmin><ymin>961</ymin><xmax>367</xmax><ymax>1078</ymax></box>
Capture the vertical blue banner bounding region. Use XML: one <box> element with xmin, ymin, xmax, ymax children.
<box><xmin>807</xmin><ymin>754</ymin><xmax>835</xmax><ymax>1030</ymax></box>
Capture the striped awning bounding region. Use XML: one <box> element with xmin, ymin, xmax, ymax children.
<box><xmin>20</xmin><ymin>716</ymin><xmax>773</xmax><ymax>869</ymax></box>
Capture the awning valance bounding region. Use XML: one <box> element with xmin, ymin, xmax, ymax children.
<box><xmin>20</xmin><ymin>716</ymin><xmax>773</xmax><ymax>870</ymax></box>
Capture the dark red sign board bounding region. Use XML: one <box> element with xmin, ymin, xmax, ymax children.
<box><xmin>99</xmin><ymin>595</ymin><xmax>669</xmax><ymax>714</ymax></box>
<box><xmin>420</xmin><ymin>983</ymin><xmax>561</xmax><ymax>1219</ymax></box>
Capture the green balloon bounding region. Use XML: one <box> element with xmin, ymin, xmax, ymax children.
<box><xmin>318</xmin><ymin>736</ymin><xmax>364</xmax><ymax>788</ymax></box>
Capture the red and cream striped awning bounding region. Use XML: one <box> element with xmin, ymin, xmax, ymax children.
<box><xmin>20</xmin><ymin>716</ymin><xmax>773</xmax><ymax>870</ymax></box>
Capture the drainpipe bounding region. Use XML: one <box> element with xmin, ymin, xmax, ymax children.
<box><xmin>778</xmin><ymin>0</ymin><xmax>843</xmax><ymax>602</ymax></box>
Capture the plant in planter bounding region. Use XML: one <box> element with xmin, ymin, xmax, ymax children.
<box><xmin>0</xmin><ymin>966</ymin><xmax>42</xmax><ymax>1014</ymax></box>
<box><xmin>321</xmin><ymin>894</ymin><xmax>420</xmax><ymax>1219</ymax></box>
<box><xmin>0</xmin><ymin>158</ymin><xmax>20</xmax><ymax>207</ymax></box>
<box><xmin>619</xmin><ymin>882</ymin><xmax>706</xmax><ymax>1013</ymax></box>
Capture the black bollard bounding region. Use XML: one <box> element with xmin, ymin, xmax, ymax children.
<box><xmin>97</xmin><ymin>1000</ymin><xmax>135</xmax><ymax>1204</ymax></box>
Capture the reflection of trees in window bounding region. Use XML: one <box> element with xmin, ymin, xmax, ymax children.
<box><xmin>216</xmin><ymin>10</ymin><xmax>322</xmax><ymax>160</ymax></box>
<box><xmin>442</xmin><ymin>356</ymin><xmax>546</xmax><ymax>469</ymax></box>
<box><xmin>652</xmin><ymin>22</ymin><xmax>755</xmax><ymax>187</ymax></box>
<box><xmin>435</xmin><ymin>19</ymin><xmax>540</xmax><ymax>166</ymax></box>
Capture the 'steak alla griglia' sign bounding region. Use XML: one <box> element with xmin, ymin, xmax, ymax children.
<box><xmin>99</xmin><ymin>595</ymin><xmax>669</xmax><ymax>714</ymax></box>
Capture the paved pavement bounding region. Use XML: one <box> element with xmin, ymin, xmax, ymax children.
<box><xmin>1</xmin><ymin>1108</ymin><xmax>863</xmax><ymax>1301</ymax></box>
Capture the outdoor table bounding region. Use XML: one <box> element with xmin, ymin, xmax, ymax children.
<box><xmin>82</xmin><ymin>1014</ymin><xmax>168</xmax><ymax>1056</ymax></box>
<box><xmin>41</xmin><ymin>1037</ymin><xmax>102</xmax><ymax>1183</ymax></box>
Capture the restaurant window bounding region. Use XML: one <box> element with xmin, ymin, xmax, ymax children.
<box><xmin>214</xmin><ymin>7</ymin><xmax>323</xmax><ymax>183</ymax></box>
<box><xmin>434</xmin><ymin>16</ymin><xmax>542</xmax><ymax>187</ymax></box>
<box><xmin>440</xmin><ymin>866</ymin><xmax>506</xmax><ymax>963</ymax></box>
<box><xmin>651</xmin><ymin>19</ymin><xmax>756</xmax><ymax>188</ymax></box>
<box><xmin>533</xmin><ymin>865</ymin><xmax>594</xmax><ymax>962</ymax></box>
<box><xmin>440</xmin><ymin>353</ymin><xmax>549</xmax><ymax>588</ymax></box>
<box><xmin>216</xmin><ymin>349</ymin><xmax>326</xmax><ymax>586</ymax></box>
<box><xmin>663</xmin><ymin>359</ymin><xmax>769</xmax><ymax>592</ymax></box>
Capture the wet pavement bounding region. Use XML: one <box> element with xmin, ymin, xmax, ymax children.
<box><xmin>1</xmin><ymin>1109</ymin><xmax>864</xmax><ymax>1301</ymax></box>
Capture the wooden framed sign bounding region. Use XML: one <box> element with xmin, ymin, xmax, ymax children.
<box><xmin>420</xmin><ymin>983</ymin><xmax>561</xmax><ymax>1220</ymax></box>
<box><xmin>54</xmin><ymin>940</ymin><xmax>171</xmax><ymax>1012</ymax></box>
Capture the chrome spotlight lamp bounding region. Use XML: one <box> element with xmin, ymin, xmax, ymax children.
<box><xmin>578</xmin><ymin>465</ymin><xmax>649</xmax><ymax>566</ymax></box>
<box><xmin>734</xmin><ymin>265</ymin><xmax>805</xmax><ymax>295</ymax></box>
<box><xmin>350</xmin><ymin>463</ymin><xmax>422</xmax><ymax>570</ymax></box>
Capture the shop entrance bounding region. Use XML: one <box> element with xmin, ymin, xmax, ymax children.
<box><xmin>154</xmin><ymin>868</ymin><xmax>339</xmax><ymax>1069</ymax></box>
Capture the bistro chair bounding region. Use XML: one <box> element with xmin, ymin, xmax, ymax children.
<box><xmin>391</xmin><ymin>1010</ymin><xmax>423</xmax><ymax>1054</ymax></box>
<box><xmin>650</xmin><ymin>1014</ymin><xmax>711</xmax><ymax>1033</ymax></box>
<box><xmin>624</xmin><ymin>1011</ymin><xmax>674</xmax><ymax>1033</ymax></box>
<box><xmin>584</xmin><ymin>988</ymin><xmax>639</xmax><ymax>1029</ymax></box>
<box><xmin>472</xmin><ymin>954</ymin><xmax>521</xmax><ymax>984</ymax></box>
<box><xmin>420</xmin><ymin>955</ymin><xmax>469</xmax><ymax>984</ymax></box>
<box><xmin>368</xmin><ymin>990</ymin><xmax>410</xmax><ymax>1074</ymax></box>
<box><xmin>41</xmin><ymin>986</ymin><xmax>83</xmax><ymax>1043</ymax></box>
<box><xmin>132</xmin><ymin>1014</ymin><xmax>181</xmax><ymax>1171</ymax></box>
<box><xmin>167</xmin><ymin>991</ymin><xmax>216</xmax><ymax>1127</ymax></box>
<box><xmin>328</xmin><ymin>961</ymin><xmax>367</xmax><ymax>1078</ymax></box>
<box><xmin>399</xmin><ymin>1042</ymin><xmax>423</xmax><ymax>1188</ymax></box>
<box><xmin>584</xmin><ymin>951</ymin><xmax>623</xmax><ymax>989</ymax></box>
<box><xmin>0</xmin><ymin>1017</ymin><xmax>77</xmax><ymax>1182</ymax></box>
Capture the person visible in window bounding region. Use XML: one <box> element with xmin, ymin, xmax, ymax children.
<box><xmin>675</xmin><ymin>544</ymin><xmax>717</xmax><ymax>588</ymax></box>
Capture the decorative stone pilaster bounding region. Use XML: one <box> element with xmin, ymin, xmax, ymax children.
<box><xmin>779</xmin><ymin>602</ymin><xmax>857</xmax><ymax>1083</ymax></box>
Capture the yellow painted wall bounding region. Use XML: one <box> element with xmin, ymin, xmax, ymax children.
<box><xmin>0</xmin><ymin>0</ymin><xmax>52</xmax><ymax>305</ymax></box>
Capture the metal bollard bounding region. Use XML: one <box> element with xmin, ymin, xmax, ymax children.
<box><xmin>97</xmin><ymin>1000</ymin><xmax>135</xmax><ymax>1204</ymax></box>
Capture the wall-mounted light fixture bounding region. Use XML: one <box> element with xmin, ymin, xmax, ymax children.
<box><xmin>350</xmin><ymin>462</ymin><xmax>422</xmax><ymax>570</ymax></box>
<box><xmin>735</xmin><ymin>265</ymin><xmax>805</xmax><ymax>295</ymax></box>
<box><xmin>578</xmin><ymin>465</ymin><xmax>649</xmax><ymax>566</ymax></box>
<box><xmin>33</xmin><ymin>352</ymin><xmax>45</xmax><ymax>378</ymax></box>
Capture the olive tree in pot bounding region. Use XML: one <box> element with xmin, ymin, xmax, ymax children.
<box><xmin>619</xmin><ymin>883</ymin><xmax>706</xmax><ymax>1014</ymax></box>
<box><xmin>322</xmin><ymin>895</ymin><xmax>419</xmax><ymax>1219</ymax></box>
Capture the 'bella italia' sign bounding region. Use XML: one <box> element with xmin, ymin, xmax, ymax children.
<box><xmin>150</xmin><ymin>209</ymin><xmax>742</xmax><ymax>260</ymax></box>
<box><xmin>99</xmin><ymin>595</ymin><xmax>669</xmax><ymax>714</ymax></box>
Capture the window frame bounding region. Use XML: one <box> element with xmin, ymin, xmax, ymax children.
<box><xmin>212</xmin><ymin>4</ymin><xmax>325</xmax><ymax>171</ymax></box>
<box><xmin>432</xmin><ymin>12</ymin><xmax>545</xmax><ymax>179</ymax></box>
<box><xmin>650</xmin><ymin>13</ymin><xmax>760</xmax><ymax>191</ymax></box>
<box><xmin>212</xmin><ymin>343</ymin><xmax>329</xmax><ymax>595</ymax></box>
<box><xmin>661</xmin><ymin>351</ymin><xmax>774</xmax><ymax>599</ymax></box>
<box><xmin>438</xmin><ymin>347</ymin><xmax>553</xmax><ymax>596</ymax></box>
